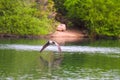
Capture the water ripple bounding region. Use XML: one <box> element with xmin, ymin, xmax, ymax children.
<box><xmin>0</xmin><ymin>44</ymin><xmax>120</xmax><ymax>53</ymax></box>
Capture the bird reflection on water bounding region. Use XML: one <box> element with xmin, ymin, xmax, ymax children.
<box><xmin>39</xmin><ymin>52</ymin><xmax>63</xmax><ymax>69</ymax></box>
<box><xmin>39</xmin><ymin>40</ymin><xmax>63</xmax><ymax>74</ymax></box>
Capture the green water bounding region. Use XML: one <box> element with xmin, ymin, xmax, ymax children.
<box><xmin>0</xmin><ymin>39</ymin><xmax>120</xmax><ymax>80</ymax></box>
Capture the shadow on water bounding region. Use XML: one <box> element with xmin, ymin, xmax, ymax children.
<box><xmin>0</xmin><ymin>38</ymin><xmax>120</xmax><ymax>79</ymax></box>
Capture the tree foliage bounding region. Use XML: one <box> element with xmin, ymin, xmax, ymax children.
<box><xmin>64</xmin><ymin>0</ymin><xmax>120</xmax><ymax>37</ymax></box>
<box><xmin>0</xmin><ymin>0</ymin><xmax>120</xmax><ymax>38</ymax></box>
<box><xmin>0</xmin><ymin>0</ymin><xmax>54</xmax><ymax>35</ymax></box>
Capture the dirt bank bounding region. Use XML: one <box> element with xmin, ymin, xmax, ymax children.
<box><xmin>49</xmin><ymin>29</ymin><xmax>88</xmax><ymax>44</ymax></box>
<box><xmin>50</xmin><ymin>29</ymin><xmax>87</xmax><ymax>38</ymax></box>
<box><xmin>0</xmin><ymin>29</ymin><xmax>88</xmax><ymax>43</ymax></box>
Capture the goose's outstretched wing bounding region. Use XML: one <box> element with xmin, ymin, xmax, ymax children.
<box><xmin>54</xmin><ymin>41</ymin><xmax>61</xmax><ymax>53</ymax></box>
<box><xmin>40</xmin><ymin>40</ymin><xmax>62</xmax><ymax>53</ymax></box>
<box><xmin>40</xmin><ymin>41</ymin><xmax>50</xmax><ymax>52</ymax></box>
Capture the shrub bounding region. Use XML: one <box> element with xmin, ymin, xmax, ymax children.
<box><xmin>64</xmin><ymin>0</ymin><xmax>120</xmax><ymax>37</ymax></box>
<box><xmin>0</xmin><ymin>0</ymin><xmax>54</xmax><ymax>35</ymax></box>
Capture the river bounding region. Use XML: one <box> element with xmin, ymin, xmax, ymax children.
<box><xmin>0</xmin><ymin>38</ymin><xmax>120</xmax><ymax>80</ymax></box>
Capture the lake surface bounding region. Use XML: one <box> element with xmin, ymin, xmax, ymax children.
<box><xmin>0</xmin><ymin>38</ymin><xmax>120</xmax><ymax>80</ymax></box>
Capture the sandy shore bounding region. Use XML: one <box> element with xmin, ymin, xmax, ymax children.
<box><xmin>49</xmin><ymin>30</ymin><xmax>88</xmax><ymax>44</ymax></box>
<box><xmin>50</xmin><ymin>30</ymin><xmax>87</xmax><ymax>38</ymax></box>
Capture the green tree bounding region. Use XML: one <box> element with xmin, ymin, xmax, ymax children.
<box><xmin>0</xmin><ymin>0</ymin><xmax>54</xmax><ymax>35</ymax></box>
<box><xmin>64</xmin><ymin>0</ymin><xmax>120</xmax><ymax>38</ymax></box>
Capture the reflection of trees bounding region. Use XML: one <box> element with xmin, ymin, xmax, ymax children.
<box><xmin>39</xmin><ymin>52</ymin><xmax>63</xmax><ymax>74</ymax></box>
